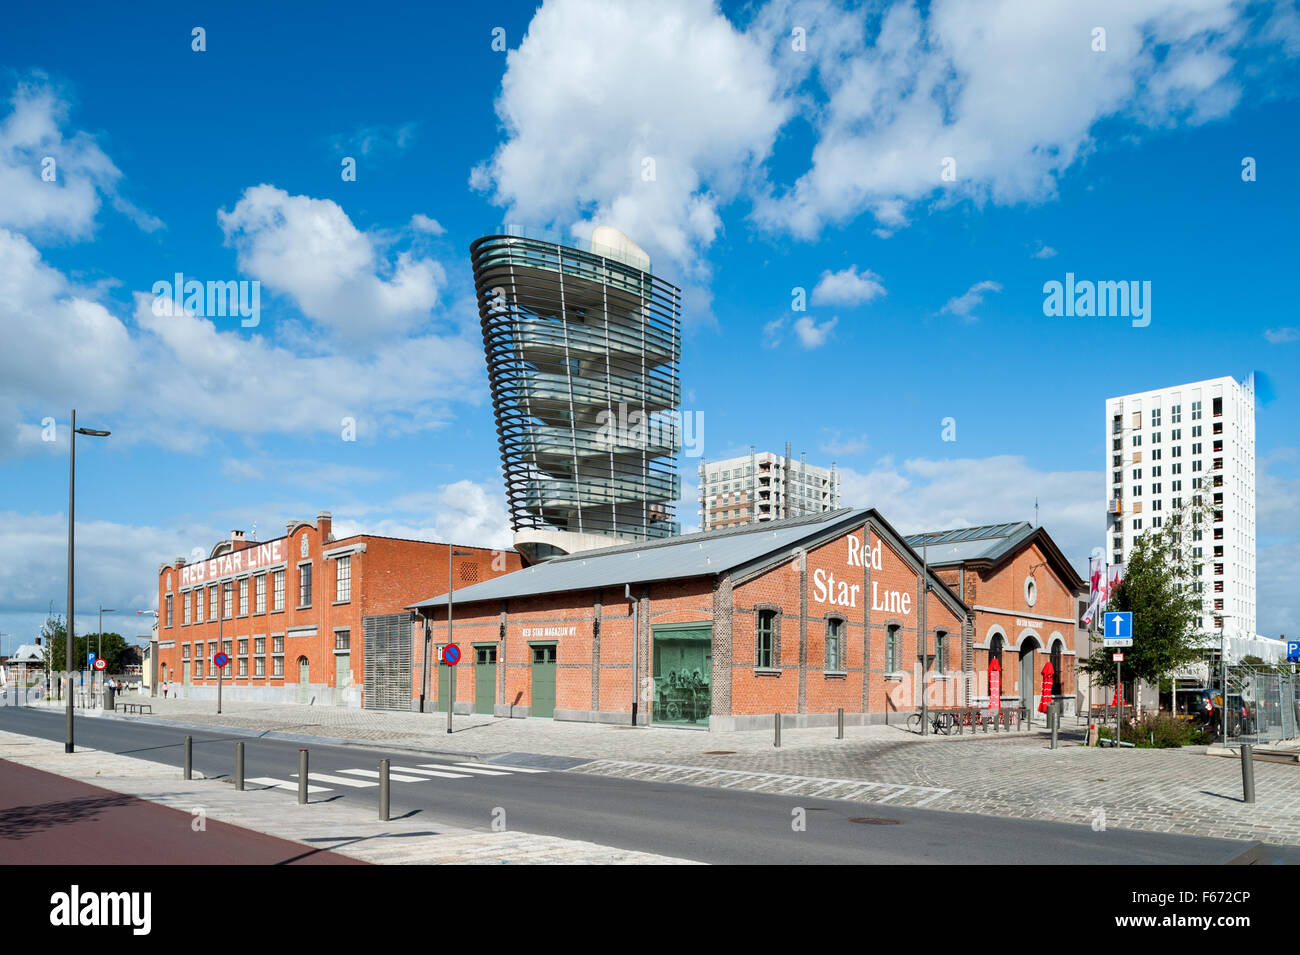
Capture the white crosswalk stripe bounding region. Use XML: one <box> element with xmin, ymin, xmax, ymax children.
<box><xmin>388</xmin><ymin>766</ymin><xmax>472</xmax><ymax>779</ymax></box>
<box><xmin>417</xmin><ymin>763</ymin><xmax>510</xmax><ymax>776</ymax></box>
<box><xmin>292</xmin><ymin>772</ymin><xmax>378</xmax><ymax>788</ymax></box>
<box><xmin>339</xmin><ymin>768</ymin><xmax>426</xmax><ymax>782</ymax></box>
<box><xmin>246</xmin><ymin>776</ymin><xmax>331</xmax><ymax>793</ymax></box>
<box><xmin>453</xmin><ymin>762</ymin><xmax>548</xmax><ymax>774</ymax></box>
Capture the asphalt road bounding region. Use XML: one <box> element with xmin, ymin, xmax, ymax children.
<box><xmin>0</xmin><ymin>760</ymin><xmax>364</xmax><ymax>864</ymax></box>
<box><xmin>1</xmin><ymin>706</ymin><xmax>1281</xmax><ymax>864</ymax></box>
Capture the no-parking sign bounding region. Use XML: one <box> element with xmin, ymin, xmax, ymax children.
<box><xmin>441</xmin><ymin>644</ymin><xmax>461</xmax><ymax>666</ymax></box>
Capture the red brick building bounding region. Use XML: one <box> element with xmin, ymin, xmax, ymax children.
<box><xmin>410</xmin><ymin>508</ymin><xmax>980</xmax><ymax>729</ymax></box>
<box><xmin>905</xmin><ymin>524</ymin><xmax>1087</xmax><ymax>715</ymax></box>
<box><xmin>155</xmin><ymin>512</ymin><xmax>520</xmax><ymax>707</ymax></box>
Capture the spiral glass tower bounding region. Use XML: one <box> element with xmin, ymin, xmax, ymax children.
<box><xmin>472</xmin><ymin>226</ymin><xmax>682</xmax><ymax>563</ymax></box>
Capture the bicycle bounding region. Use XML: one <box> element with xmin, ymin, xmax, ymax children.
<box><xmin>907</xmin><ymin>711</ymin><xmax>955</xmax><ymax>735</ymax></box>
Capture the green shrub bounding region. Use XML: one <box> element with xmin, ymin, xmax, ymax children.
<box><xmin>1097</xmin><ymin>712</ymin><xmax>1212</xmax><ymax>748</ymax></box>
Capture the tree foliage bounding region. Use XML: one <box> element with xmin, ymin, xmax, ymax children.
<box><xmin>1080</xmin><ymin>530</ymin><xmax>1204</xmax><ymax>686</ymax></box>
<box><xmin>41</xmin><ymin>614</ymin><xmax>132</xmax><ymax>673</ymax></box>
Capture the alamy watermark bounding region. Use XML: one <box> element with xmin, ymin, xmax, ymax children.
<box><xmin>595</xmin><ymin>402</ymin><xmax>704</xmax><ymax>457</ymax></box>
<box><xmin>152</xmin><ymin>272</ymin><xmax>261</xmax><ymax>327</ymax></box>
<box><xmin>1042</xmin><ymin>273</ymin><xmax>1150</xmax><ymax>327</ymax></box>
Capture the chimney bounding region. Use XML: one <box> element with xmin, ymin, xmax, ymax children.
<box><xmin>317</xmin><ymin>511</ymin><xmax>333</xmax><ymax>542</ymax></box>
<box><xmin>231</xmin><ymin>529</ymin><xmax>245</xmax><ymax>545</ymax></box>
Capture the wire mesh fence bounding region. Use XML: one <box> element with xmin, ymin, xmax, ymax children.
<box><xmin>1224</xmin><ymin>664</ymin><xmax>1298</xmax><ymax>745</ymax></box>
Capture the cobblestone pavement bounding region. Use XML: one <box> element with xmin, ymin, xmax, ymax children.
<box><xmin>31</xmin><ymin>697</ymin><xmax>1300</xmax><ymax>848</ymax></box>
<box><xmin>0</xmin><ymin>729</ymin><xmax>696</xmax><ymax>865</ymax></box>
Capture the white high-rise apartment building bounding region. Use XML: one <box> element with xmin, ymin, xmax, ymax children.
<box><xmin>1104</xmin><ymin>375</ymin><xmax>1256</xmax><ymax>639</ymax></box>
<box><xmin>698</xmin><ymin>447</ymin><xmax>840</xmax><ymax>531</ymax></box>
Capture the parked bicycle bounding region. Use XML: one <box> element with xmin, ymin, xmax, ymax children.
<box><xmin>907</xmin><ymin>710</ymin><xmax>957</xmax><ymax>735</ymax></box>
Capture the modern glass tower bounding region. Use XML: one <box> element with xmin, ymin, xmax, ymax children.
<box><xmin>471</xmin><ymin>226</ymin><xmax>682</xmax><ymax>563</ymax></box>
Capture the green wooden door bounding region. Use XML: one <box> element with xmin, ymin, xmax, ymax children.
<box><xmin>437</xmin><ymin>654</ymin><xmax>450</xmax><ymax>713</ymax></box>
<box><xmin>530</xmin><ymin>645</ymin><xmax>556</xmax><ymax>718</ymax></box>
<box><xmin>297</xmin><ymin>656</ymin><xmax>310</xmax><ymax>703</ymax></box>
<box><xmin>475</xmin><ymin>647</ymin><xmax>497</xmax><ymax>715</ymax></box>
<box><xmin>334</xmin><ymin>653</ymin><xmax>350</xmax><ymax>706</ymax></box>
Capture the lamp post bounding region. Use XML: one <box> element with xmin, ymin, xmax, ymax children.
<box><xmin>1219</xmin><ymin>612</ymin><xmax>1235</xmax><ymax>749</ymax></box>
<box><xmin>96</xmin><ymin>605</ymin><xmax>115</xmax><ymax>696</ymax></box>
<box><xmin>65</xmin><ymin>410</ymin><xmax>111</xmax><ymax>753</ymax></box>
<box><xmin>447</xmin><ymin>547</ymin><xmax>472</xmax><ymax>734</ymax></box>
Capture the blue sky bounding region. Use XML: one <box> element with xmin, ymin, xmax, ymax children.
<box><xmin>2</xmin><ymin>0</ymin><xmax>1298</xmax><ymax>650</ymax></box>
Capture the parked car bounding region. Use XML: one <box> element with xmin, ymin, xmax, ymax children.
<box><xmin>1176</xmin><ymin>689</ymin><xmax>1253</xmax><ymax>736</ymax></box>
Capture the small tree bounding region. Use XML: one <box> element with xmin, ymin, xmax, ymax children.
<box><xmin>1080</xmin><ymin>531</ymin><xmax>1203</xmax><ymax>688</ymax></box>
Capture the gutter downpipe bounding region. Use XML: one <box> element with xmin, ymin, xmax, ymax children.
<box><xmin>627</xmin><ymin>584</ymin><xmax>638</xmax><ymax>726</ymax></box>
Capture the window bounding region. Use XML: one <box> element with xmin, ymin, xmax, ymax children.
<box><xmin>239</xmin><ymin>578</ymin><xmax>249</xmax><ymax>616</ymax></box>
<box><xmin>935</xmin><ymin>631</ymin><xmax>948</xmax><ymax>672</ymax></box>
<box><xmin>1171</xmin><ymin>404</ymin><xmax>1181</xmax><ymax>423</ymax></box>
<box><xmin>1172</xmin><ymin>428</ymin><xmax>1182</xmax><ymax>440</ymax></box>
<box><xmin>273</xmin><ymin>570</ymin><xmax>285</xmax><ymax>611</ymax></box>
<box><xmin>757</xmin><ymin>610</ymin><xmax>775</xmax><ymax>668</ymax></box>
<box><xmin>886</xmin><ymin>625</ymin><xmax>901</xmax><ymax>674</ymax></box>
<box><xmin>195</xmin><ymin>655</ymin><xmax>203</xmax><ymax>679</ymax></box>
<box><xmin>208</xmin><ymin>586</ymin><xmax>218</xmax><ymax>621</ymax></box>
<box><xmin>825</xmin><ymin>618</ymin><xmax>843</xmax><ymax>671</ymax></box>
<box><xmin>298</xmin><ymin>563</ymin><xmax>312</xmax><ymax>607</ymax></box>
<box><xmin>182</xmin><ymin>643</ymin><xmax>190</xmax><ymax>660</ymax></box>
<box><xmin>272</xmin><ymin>635</ymin><xmax>284</xmax><ymax>677</ymax></box>
<box><xmin>255</xmin><ymin>637</ymin><xmax>266</xmax><ymax>677</ymax></box>
<box><xmin>1132</xmin><ymin>434</ymin><xmax>1142</xmax><ymax>446</ymax></box>
<box><xmin>1152</xmin><ymin>431</ymin><xmax>1161</xmax><ymax>444</ymax></box>
<box><xmin>1133</xmin><ymin>519</ymin><xmax>1143</xmax><ymax>530</ymax></box>
<box><xmin>1132</xmin><ymin>468</ymin><xmax>1142</xmax><ymax>480</ymax></box>
<box><xmin>1151</xmin><ymin>409</ymin><xmax>1161</xmax><ymax>426</ymax></box>
<box><xmin>1192</xmin><ymin>400</ymin><xmax>1202</xmax><ymax>420</ymax></box>
<box><xmin>165</xmin><ymin>594</ymin><xmax>173</xmax><ymax>627</ymax></box>
<box><xmin>223</xmin><ymin>583</ymin><xmax>233</xmax><ymax>619</ymax></box>
<box><xmin>183</xmin><ymin>592</ymin><xmax>192</xmax><ymax>625</ymax></box>
<box><xmin>195</xmin><ymin>588</ymin><xmax>204</xmax><ymax>622</ymax></box>
<box><xmin>335</xmin><ymin>629</ymin><xmax>351</xmax><ymax>651</ymax></box>
<box><xmin>255</xmin><ymin>575</ymin><xmax>265</xmax><ymax>614</ymax></box>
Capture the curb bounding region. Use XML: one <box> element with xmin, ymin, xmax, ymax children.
<box><xmin>19</xmin><ymin>702</ymin><xmax>570</xmax><ymax>766</ymax></box>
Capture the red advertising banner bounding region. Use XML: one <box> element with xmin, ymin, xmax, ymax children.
<box><xmin>1039</xmin><ymin>661</ymin><xmax>1054</xmax><ymax>713</ymax></box>
<box><xmin>988</xmin><ymin>656</ymin><xmax>1002</xmax><ymax>709</ymax></box>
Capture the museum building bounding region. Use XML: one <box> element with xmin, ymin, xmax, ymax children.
<box><xmin>409</xmin><ymin>507</ymin><xmax>996</xmax><ymax>729</ymax></box>
<box><xmin>155</xmin><ymin>512</ymin><xmax>520</xmax><ymax>707</ymax></box>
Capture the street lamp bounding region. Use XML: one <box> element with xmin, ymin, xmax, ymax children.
<box><xmin>1218</xmin><ymin>612</ymin><xmax>1236</xmax><ymax>749</ymax></box>
<box><xmin>66</xmin><ymin>410</ymin><xmax>110</xmax><ymax>753</ymax></box>
<box><xmin>96</xmin><ymin>605</ymin><xmax>115</xmax><ymax>695</ymax></box>
<box><xmin>447</xmin><ymin>547</ymin><xmax>473</xmax><ymax>734</ymax></box>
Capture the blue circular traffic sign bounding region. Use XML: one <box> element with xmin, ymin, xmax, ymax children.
<box><xmin>442</xmin><ymin>644</ymin><xmax>461</xmax><ymax>666</ymax></box>
<box><xmin>213</xmin><ymin>652</ymin><xmax>230</xmax><ymax>667</ymax></box>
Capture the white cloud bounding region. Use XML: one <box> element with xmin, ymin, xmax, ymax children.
<box><xmin>331</xmin><ymin>121</ymin><xmax>418</xmax><ymax>157</ymax></box>
<box><xmin>811</xmin><ymin>265</ymin><xmax>887</xmax><ymax>306</ymax></box>
<box><xmin>0</xmin><ymin>229</ymin><xmax>483</xmax><ymax>458</ymax></box>
<box><xmin>793</xmin><ymin>314</ymin><xmax>838</xmax><ymax>348</ymax></box>
<box><xmin>471</xmin><ymin>0</ymin><xmax>791</xmax><ymax>275</ymax></box>
<box><xmin>837</xmin><ymin>454</ymin><xmax>1099</xmax><ymax>575</ymax></box>
<box><xmin>410</xmin><ymin>213</ymin><xmax>445</xmax><ymax>235</ymax></box>
<box><xmin>819</xmin><ymin>430</ymin><xmax>869</xmax><ymax>456</ymax></box>
<box><xmin>1031</xmin><ymin>242</ymin><xmax>1058</xmax><ymax>259</ymax></box>
<box><xmin>1264</xmin><ymin>326</ymin><xmax>1299</xmax><ymax>344</ymax></box>
<box><xmin>754</xmin><ymin>0</ymin><xmax>1268</xmax><ymax>238</ymax></box>
<box><xmin>218</xmin><ymin>185</ymin><xmax>446</xmax><ymax>340</ymax></box>
<box><xmin>940</xmin><ymin>280</ymin><xmax>1002</xmax><ymax>320</ymax></box>
<box><xmin>330</xmin><ymin>482</ymin><xmax>514</xmax><ymax>551</ymax></box>
<box><xmin>0</xmin><ymin>76</ymin><xmax>160</xmax><ymax>240</ymax></box>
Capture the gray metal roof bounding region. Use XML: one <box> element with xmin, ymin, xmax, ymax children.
<box><xmin>410</xmin><ymin>508</ymin><xmax>871</xmax><ymax>610</ymax></box>
<box><xmin>904</xmin><ymin>522</ymin><xmax>1035</xmax><ymax>566</ymax></box>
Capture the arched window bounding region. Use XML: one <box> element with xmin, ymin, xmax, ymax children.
<box><xmin>989</xmin><ymin>633</ymin><xmax>1004</xmax><ymax>672</ymax></box>
<box><xmin>1050</xmin><ymin>640</ymin><xmax>1063</xmax><ymax>697</ymax></box>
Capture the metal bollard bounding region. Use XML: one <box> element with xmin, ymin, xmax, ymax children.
<box><xmin>1241</xmin><ymin>744</ymin><xmax>1255</xmax><ymax>804</ymax></box>
<box><xmin>235</xmin><ymin>742</ymin><xmax>244</xmax><ymax>791</ymax></box>
<box><xmin>1050</xmin><ymin>709</ymin><xmax>1059</xmax><ymax>749</ymax></box>
<box><xmin>379</xmin><ymin>759</ymin><xmax>390</xmax><ymax>821</ymax></box>
<box><xmin>983</xmin><ymin>711</ymin><xmax>988</xmax><ymax>734</ymax></box>
<box><xmin>298</xmin><ymin>749</ymin><xmax>309</xmax><ymax>805</ymax></box>
<box><xmin>774</xmin><ymin>713</ymin><xmax>782</xmax><ymax>748</ymax></box>
<box><xmin>183</xmin><ymin>735</ymin><xmax>192</xmax><ymax>780</ymax></box>
<box><xmin>837</xmin><ymin>708</ymin><xmax>844</xmax><ymax>740</ymax></box>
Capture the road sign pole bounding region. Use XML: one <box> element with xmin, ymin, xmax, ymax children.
<box><xmin>1116</xmin><ymin>657</ymin><xmax>1122</xmax><ymax>747</ymax></box>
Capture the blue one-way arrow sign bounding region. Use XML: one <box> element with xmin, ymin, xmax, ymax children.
<box><xmin>1103</xmin><ymin>611</ymin><xmax>1133</xmax><ymax>647</ymax></box>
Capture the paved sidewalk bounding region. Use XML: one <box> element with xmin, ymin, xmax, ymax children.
<box><xmin>28</xmin><ymin>697</ymin><xmax>1300</xmax><ymax>848</ymax></box>
<box><xmin>0</xmin><ymin>730</ymin><xmax>696</xmax><ymax>865</ymax></box>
